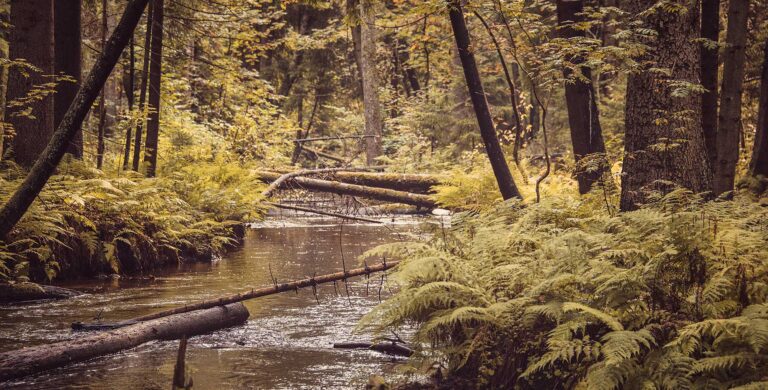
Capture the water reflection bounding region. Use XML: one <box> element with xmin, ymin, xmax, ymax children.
<box><xmin>0</xmin><ymin>217</ymin><xmax>430</xmax><ymax>389</ymax></box>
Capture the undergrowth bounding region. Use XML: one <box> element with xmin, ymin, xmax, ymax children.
<box><xmin>0</xmin><ymin>157</ymin><xmax>266</xmax><ymax>283</ymax></box>
<box><xmin>358</xmin><ymin>189</ymin><xmax>768</xmax><ymax>389</ymax></box>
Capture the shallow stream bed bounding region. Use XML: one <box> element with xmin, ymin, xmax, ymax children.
<box><xmin>0</xmin><ymin>216</ymin><xmax>434</xmax><ymax>389</ymax></box>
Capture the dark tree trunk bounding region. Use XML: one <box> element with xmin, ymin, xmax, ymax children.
<box><xmin>448</xmin><ymin>0</ymin><xmax>522</xmax><ymax>200</ymax></box>
<box><xmin>619</xmin><ymin>0</ymin><xmax>713</xmax><ymax>211</ymax></box>
<box><xmin>54</xmin><ymin>0</ymin><xmax>82</xmax><ymax>158</ymax></box>
<box><xmin>359</xmin><ymin>0</ymin><xmax>384</xmax><ymax>165</ymax></box>
<box><xmin>700</xmin><ymin>0</ymin><xmax>720</xmax><ymax>172</ymax></box>
<box><xmin>749</xmin><ymin>39</ymin><xmax>768</xmax><ymax>177</ymax></box>
<box><xmin>144</xmin><ymin>0</ymin><xmax>164</xmax><ymax>177</ymax></box>
<box><xmin>714</xmin><ymin>0</ymin><xmax>749</xmax><ymax>195</ymax></box>
<box><xmin>0</xmin><ymin>2</ymin><xmax>9</xmax><ymax>160</ymax></box>
<box><xmin>122</xmin><ymin>37</ymin><xmax>135</xmax><ymax>170</ymax></box>
<box><xmin>6</xmin><ymin>0</ymin><xmax>55</xmax><ymax>168</ymax></box>
<box><xmin>0</xmin><ymin>0</ymin><xmax>150</xmax><ymax>239</ymax></box>
<box><xmin>346</xmin><ymin>0</ymin><xmax>364</xmax><ymax>96</ymax></box>
<box><xmin>556</xmin><ymin>0</ymin><xmax>610</xmax><ymax>194</ymax></box>
<box><xmin>132</xmin><ymin>0</ymin><xmax>153</xmax><ymax>171</ymax></box>
<box><xmin>96</xmin><ymin>0</ymin><xmax>108</xmax><ymax>169</ymax></box>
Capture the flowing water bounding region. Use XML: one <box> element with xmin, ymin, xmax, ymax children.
<box><xmin>0</xmin><ymin>216</ymin><xmax>437</xmax><ymax>389</ymax></box>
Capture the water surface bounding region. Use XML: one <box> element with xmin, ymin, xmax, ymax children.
<box><xmin>0</xmin><ymin>216</ymin><xmax>431</xmax><ymax>389</ymax></box>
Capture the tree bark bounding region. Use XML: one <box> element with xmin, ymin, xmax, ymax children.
<box><xmin>0</xmin><ymin>0</ymin><xmax>150</xmax><ymax>239</ymax></box>
<box><xmin>6</xmin><ymin>0</ymin><xmax>55</xmax><ymax>168</ymax></box>
<box><xmin>144</xmin><ymin>0</ymin><xmax>164</xmax><ymax>177</ymax></box>
<box><xmin>714</xmin><ymin>0</ymin><xmax>749</xmax><ymax>195</ymax></box>
<box><xmin>749</xmin><ymin>39</ymin><xmax>768</xmax><ymax>177</ymax></box>
<box><xmin>0</xmin><ymin>2</ymin><xmax>9</xmax><ymax>159</ymax></box>
<box><xmin>54</xmin><ymin>0</ymin><xmax>83</xmax><ymax>158</ymax></box>
<box><xmin>359</xmin><ymin>0</ymin><xmax>384</xmax><ymax>165</ymax></box>
<box><xmin>700</xmin><ymin>0</ymin><xmax>720</xmax><ymax>172</ymax></box>
<box><xmin>122</xmin><ymin>37</ymin><xmax>135</xmax><ymax>169</ymax></box>
<box><xmin>0</xmin><ymin>303</ymin><xmax>249</xmax><ymax>382</ymax></box>
<box><xmin>96</xmin><ymin>0</ymin><xmax>108</xmax><ymax>169</ymax></box>
<box><xmin>448</xmin><ymin>0</ymin><xmax>522</xmax><ymax>200</ymax></box>
<box><xmin>556</xmin><ymin>0</ymin><xmax>610</xmax><ymax>194</ymax></box>
<box><xmin>256</xmin><ymin>171</ymin><xmax>437</xmax><ymax>208</ymax></box>
<box><xmin>132</xmin><ymin>0</ymin><xmax>153</xmax><ymax>171</ymax></box>
<box><xmin>619</xmin><ymin>0</ymin><xmax>713</xmax><ymax>211</ymax></box>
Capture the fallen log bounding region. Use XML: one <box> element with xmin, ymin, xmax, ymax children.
<box><xmin>268</xmin><ymin>202</ymin><xmax>384</xmax><ymax>224</ymax></box>
<box><xmin>334</xmin><ymin>342</ymin><xmax>414</xmax><ymax>357</ymax></box>
<box><xmin>301</xmin><ymin>147</ymin><xmax>345</xmax><ymax>163</ymax></box>
<box><xmin>0</xmin><ymin>282</ymin><xmax>84</xmax><ymax>303</ymax></box>
<box><xmin>328</xmin><ymin>172</ymin><xmax>442</xmax><ymax>194</ymax></box>
<box><xmin>261</xmin><ymin>167</ymin><xmax>384</xmax><ymax>197</ymax></box>
<box><xmin>256</xmin><ymin>171</ymin><xmax>437</xmax><ymax>209</ymax></box>
<box><xmin>295</xmin><ymin>135</ymin><xmax>374</xmax><ymax>143</ymax></box>
<box><xmin>0</xmin><ymin>303</ymin><xmax>249</xmax><ymax>382</ymax></box>
<box><xmin>74</xmin><ymin>260</ymin><xmax>400</xmax><ymax>328</ymax></box>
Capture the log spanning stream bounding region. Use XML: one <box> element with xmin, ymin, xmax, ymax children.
<box><xmin>0</xmin><ymin>215</ymin><xmax>435</xmax><ymax>389</ymax></box>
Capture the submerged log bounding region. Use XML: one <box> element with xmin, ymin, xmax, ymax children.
<box><xmin>334</xmin><ymin>341</ymin><xmax>414</xmax><ymax>357</ymax></box>
<box><xmin>268</xmin><ymin>202</ymin><xmax>384</xmax><ymax>224</ymax></box>
<box><xmin>256</xmin><ymin>171</ymin><xmax>437</xmax><ymax>209</ymax></box>
<box><xmin>0</xmin><ymin>282</ymin><xmax>83</xmax><ymax>303</ymax></box>
<box><xmin>0</xmin><ymin>303</ymin><xmax>249</xmax><ymax>382</ymax></box>
<box><xmin>74</xmin><ymin>260</ymin><xmax>400</xmax><ymax>328</ymax></box>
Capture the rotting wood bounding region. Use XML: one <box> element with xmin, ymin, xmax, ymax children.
<box><xmin>295</xmin><ymin>135</ymin><xmax>374</xmax><ymax>143</ymax></box>
<box><xmin>256</xmin><ymin>171</ymin><xmax>437</xmax><ymax>208</ymax></box>
<box><xmin>0</xmin><ymin>303</ymin><xmax>249</xmax><ymax>382</ymax></box>
<box><xmin>267</xmin><ymin>202</ymin><xmax>384</xmax><ymax>224</ymax></box>
<box><xmin>258</xmin><ymin>170</ymin><xmax>441</xmax><ymax>194</ymax></box>
<box><xmin>301</xmin><ymin>146</ymin><xmax>345</xmax><ymax>163</ymax></box>
<box><xmin>261</xmin><ymin>167</ymin><xmax>384</xmax><ymax>197</ymax></box>
<box><xmin>73</xmin><ymin>260</ymin><xmax>400</xmax><ymax>328</ymax></box>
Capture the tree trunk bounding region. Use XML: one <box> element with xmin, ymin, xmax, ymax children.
<box><xmin>255</xmin><ymin>171</ymin><xmax>437</xmax><ymax>208</ymax></box>
<box><xmin>359</xmin><ymin>0</ymin><xmax>384</xmax><ymax>165</ymax></box>
<box><xmin>714</xmin><ymin>0</ymin><xmax>749</xmax><ymax>195</ymax></box>
<box><xmin>0</xmin><ymin>2</ymin><xmax>9</xmax><ymax>159</ymax></box>
<box><xmin>6</xmin><ymin>0</ymin><xmax>55</xmax><ymax>168</ymax></box>
<box><xmin>619</xmin><ymin>0</ymin><xmax>713</xmax><ymax>211</ymax></box>
<box><xmin>122</xmin><ymin>37</ymin><xmax>134</xmax><ymax>169</ymax></box>
<box><xmin>96</xmin><ymin>0</ymin><xmax>108</xmax><ymax>169</ymax></box>
<box><xmin>749</xmin><ymin>39</ymin><xmax>768</xmax><ymax>178</ymax></box>
<box><xmin>54</xmin><ymin>0</ymin><xmax>82</xmax><ymax>158</ymax></box>
<box><xmin>0</xmin><ymin>303</ymin><xmax>249</xmax><ymax>382</ymax></box>
<box><xmin>132</xmin><ymin>0</ymin><xmax>153</xmax><ymax>171</ymax></box>
<box><xmin>700</xmin><ymin>0</ymin><xmax>720</xmax><ymax>172</ymax></box>
<box><xmin>0</xmin><ymin>0</ymin><xmax>150</xmax><ymax>240</ymax></box>
<box><xmin>448</xmin><ymin>0</ymin><xmax>522</xmax><ymax>200</ymax></box>
<box><xmin>556</xmin><ymin>0</ymin><xmax>610</xmax><ymax>194</ymax></box>
<box><xmin>144</xmin><ymin>0</ymin><xmax>164</xmax><ymax>177</ymax></box>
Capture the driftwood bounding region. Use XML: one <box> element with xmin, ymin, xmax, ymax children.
<box><xmin>256</xmin><ymin>171</ymin><xmax>437</xmax><ymax>209</ymax></box>
<box><xmin>172</xmin><ymin>336</ymin><xmax>192</xmax><ymax>389</ymax></box>
<box><xmin>334</xmin><ymin>342</ymin><xmax>414</xmax><ymax>357</ymax></box>
<box><xmin>268</xmin><ymin>202</ymin><xmax>384</xmax><ymax>224</ymax></box>
<box><xmin>0</xmin><ymin>282</ymin><xmax>83</xmax><ymax>303</ymax></box>
<box><xmin>73</xmin><ymin>260</ymin><xmax>400</xmax><ymax>328</ymax></box>
<box><xmin>0</xmin><ymin>303</ymin><xmax>249</xmax><ymax>382</ymax></box>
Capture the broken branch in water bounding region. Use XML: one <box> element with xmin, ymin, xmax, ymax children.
<box><xmin>333</xmin><ymin>341</ymin><xmax>414</xmax><ymax>357</ymax></box>
<box><xmin>268</xmin><ymin>202</ymin><xmax>384</xmax><ymax>224</ymax></box>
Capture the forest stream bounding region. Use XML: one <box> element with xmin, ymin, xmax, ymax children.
<box><xmin>0</xmin><ymin>216</ymin><xmax>434</xmax><ymax>389</ymax></box>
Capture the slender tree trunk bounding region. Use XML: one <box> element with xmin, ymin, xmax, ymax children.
<box><xmin>619</xmin><ymin>0</ymin><xmax>712</xmax><ymax>211</ymax></box>
<box><xmin>0</xmin><ymin>0</ymin><xmax>150</xmax><ymax>239</ymax></box>
<box><xmin>6</xmin><ymin>0</ymin><xmax>55</xmax><ymax>168</ymax></box>
<box><xmin>714</xmin><ymin>0</ymin><xmax>749</xmax><ymax>195</ymax></box>
<box><xmin>556</xmin><ymin>0</ymin><xmax>610</xmax><ymax>194</ymax></box>
<box><xmin>749</xmin><ymin>39</ymin><xmax>768</xmax><ymax>178</ymax></box>
<box><xmin>346</xmin><ymin>0</ymin><xmax>363</xmax><ymax>96</ymax></box>
<box><xmin>132</xmin><ymin>0</ymin><xmax>152</xmax><ymax>171</ymax></box>
<box><xmin>96</xmin><ymin>0</ymin><xmax>108</xmax><ymax>169</ymax></box>
<box><xmin>54</xmin><ymin>0</ymin><xmax>82</xmax><ymax>159</ymax></box>
<box><xmin>0</xmin><ymin>2</ymin><xmax>9</xmax><ymax>160</ymax></box>
<box><xmin>144</xmin><ymin>0</ymin><xmax>164</xmax><ymax>177</ymax></box>
<box><xmin>448</xmin><ymin>0</ymin><xmax>522</xmax><ymax>200</ymax></box>
<box><xmin>359</xmin><ymin>0</ymin><xmax>384</xmax><ymax>165</ymax></box>
<box><xmin>122</xmin><ymin>37</ymin><xmax>134</xmax><ymax>169</ymax></box>
<box><xmin>701</xmin><ymin>0</ymin><xmax>720</xmax><ymax>172</ymax></box>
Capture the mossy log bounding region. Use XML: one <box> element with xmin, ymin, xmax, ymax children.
<box><xmin>0</xmin><ymin>303</ymin><xmax>249</xmax><ymax>382</ymax></box>
<box><xmin>0</xmin><ymin>282</ymin><xmax>83</xmax><ymax>303</ymax></box>
<box><xmin>328</xmin><ymin>171</ymin><xmax>442</xmax><ymax>194</ymax></box>
<box><xmin>256</xmin><ymin>171</ymin><xmax>437</xmax><ymax>208</ymax></box>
